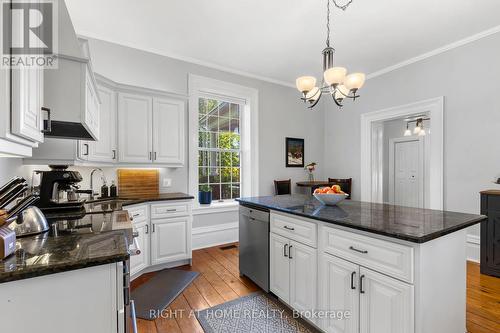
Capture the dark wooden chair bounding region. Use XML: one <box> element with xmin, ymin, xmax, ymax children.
<box><xmin>328</xmin><ymin>178</ymin><xmax>352</xmax><ymax>199</ymax></box>
<box><xmin>274</xmin><ymin>179</ymin><xmax>292</xmax><ymax>195</ymax></box>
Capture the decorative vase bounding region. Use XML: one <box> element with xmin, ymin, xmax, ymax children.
<box><xmin>199</xmin><ymin>191</ymin><xmax>212</xmax><ymax>205</ymax></box>
<box><xmin>308</xmin><ymin>172</ymin><xmax>315</xmax><ymax>182</ymax></box>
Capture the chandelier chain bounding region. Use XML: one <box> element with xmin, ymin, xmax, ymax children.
<box><xmin>326</xmin><ymin>0</ymin><xmax>354</xmax><ymax>48</ymax></box>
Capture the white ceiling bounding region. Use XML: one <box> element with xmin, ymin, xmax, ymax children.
<box><xmin>65</xmin><ymin>0</ymin><xmax>500</xmax><ymax>87</ymax></box>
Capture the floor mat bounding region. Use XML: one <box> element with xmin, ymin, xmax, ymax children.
<box><xmin>132</xmin><ymin>268</ymin><xmax>199</xmax><ymax>320</ymax></box>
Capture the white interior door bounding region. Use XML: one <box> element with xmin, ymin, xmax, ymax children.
<box><xmin>389</xmin><ymin>137</ymin><xmax>424</xmax><ymax>208</ymax></box>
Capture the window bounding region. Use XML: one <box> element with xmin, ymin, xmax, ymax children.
<box><xmin>198</xmin><ymin>97</ymin><xmax>242</xmax><ymax>201</ymax></box>
<box><xmin>189</xmin><ymin>74</ymin><xmax>259</xmax><ymax>208</ymax></box>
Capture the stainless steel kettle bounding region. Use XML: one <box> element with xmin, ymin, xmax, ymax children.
<box><xmin>8</xmin><ymin>206</ymin><xmax>49</xmax><ymax>237</ymax></box>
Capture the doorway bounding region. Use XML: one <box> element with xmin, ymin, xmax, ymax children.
<box><xmin>360</xmin><ymin>97</ymin><xmax>444</xmax><ymax>209</ymax></box>
<box><xmin>389</xmin><ymin>137</ymin><xmax>424</xmax><ymax>208</ymax></box>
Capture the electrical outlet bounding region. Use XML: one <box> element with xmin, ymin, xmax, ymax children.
<box><xmin>163</xmin><ymin>178</ymin><xmax>172</xmax><ymax>187</ymax></box>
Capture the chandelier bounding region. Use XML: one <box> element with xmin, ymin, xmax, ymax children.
<box><xmin>295</xmin><ymin>0</ymin><xmax>365</xmax><ymax>109</ymax></box>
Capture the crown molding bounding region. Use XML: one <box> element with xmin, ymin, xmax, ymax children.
<box><xmin>367</xmin><ymin>25</ymin><xmax>500</xmax><ymax>80</ymax></box>
<box><xmin>77</xmin><ymin>32</ymin><xmax>296</xmax><ymax>89</ymax></box>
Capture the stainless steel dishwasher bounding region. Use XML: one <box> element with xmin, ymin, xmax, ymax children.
<box><xmin>239</xmin><ymin>204</ymin><xmax>270</xmax><ymax>292</ymax></box>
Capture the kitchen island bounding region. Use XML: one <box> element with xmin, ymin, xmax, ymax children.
<box><xmin>237</xmin><ymin>194</ymin><xmax>486</xmax><ymax>333</ymax></box>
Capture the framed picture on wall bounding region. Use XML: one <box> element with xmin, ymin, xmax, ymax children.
<box><xmin>286</xmin><ymin>137</ymin><xmax>304</xmax><ymax>167</ymax></box>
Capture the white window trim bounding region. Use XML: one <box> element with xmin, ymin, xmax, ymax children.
<box><xmin>188</xmin><ymin>74</ymin><xmax>259</xmax><ymax>211</ymax></box>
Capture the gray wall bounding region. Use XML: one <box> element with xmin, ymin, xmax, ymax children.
<box><xmin>86</xmin><ymin>38</ymin><xmax>325</xmax><ymax>197</ymax></box>
<box><xmin>0</xmin><ymin>159</ymin><xmax>23</xmax><ymax>185</ymax></box>
<box><xmin>324</xmin><ymin>33</ymin><xmax>500</xmax><ymax>242</ymax></box>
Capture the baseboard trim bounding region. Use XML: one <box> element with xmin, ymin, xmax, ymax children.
<box><xmin>466</xmin><ymin>234</ymin><xmax>480</xmax><ymax>263</ymax></box>
<box><xmin>192</xmin><ymin>222</ymin><xmax>238</xmax><ymax>250</ymax></box>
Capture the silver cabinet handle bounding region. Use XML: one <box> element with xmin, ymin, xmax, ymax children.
<box><xmin>130</xmin><ymin>300</ymin><xmax>138</xmax><ymax>333</ymax></box>
<box><xmin>83</xmin><ymin>143</ymin><xmax>89</xmax><ymax>156</ymax></box>
<box><xmin>283</xmin><ymin>243</ymin><xmax>288</xmax><ymax>257</ymax></box>
<box><xmin>349</xmin><ymin>246</ymin><xmax>368</xmax><ymax>254</ymax></box>
<box><xmin>283</xmin><ymin>225</ymin><xmax>295</xmax><ymax>231</ymax></box>
<box><xmin>166</xmin><ymin>209</ymin><xmax>177</xmax><ymax>212</ymax></box>
<box><xmin>152</xmin><ymin>224</ymin><xmax>155</xmax><ymax>233</ymax></box>
<box><xmin>154</xmin><ymin>152</ymin><xmax>157</xmax><ymax>161</ymax></box>
<box><xmin>149</xmin><ymin>152</ymin><xmax>152</xmax><ymax>160</ymax></box>
<box><xmin>133</xmin><ymin>213</ymin><xmax>140</xmax><ymax>217</ymax></box>
<box><xmin>145</xmin><ymin>225</ymin><xmax>149</xmax><ymax>234</ymax></box>
<box><xmin>41</xmin><ymin>107</ymin><xmax>51</xmax><ymax>133</ymax></box>
<box><xmin>112</xmin><ymin>149</ymin><xmax>116</xmax><ymax>160</ymax></box>
<box><xmin>351</xmin><ymin>271</ymin><xmax>356</xmax><ymax>290</ymax></box>
<box><xmin>288</xmin><ymin>245</ymin><xmax>293</xmax><ymax>259</ymax></box>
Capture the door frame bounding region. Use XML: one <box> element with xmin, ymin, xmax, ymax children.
<box><xmin>360</xmin><ymin>97</ymin><xmax>443</xmax><ymax>209</ymax></box>
<box><xmin>388</xmin><ymin>136</ymin><xmax>425</xmax><ymax>207</ymax></box>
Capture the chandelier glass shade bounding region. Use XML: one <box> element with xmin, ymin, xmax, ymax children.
<box><xmin>296</xmin><ymin>0</ymin><xmax>365</xmax><ymax>109</ymax></box>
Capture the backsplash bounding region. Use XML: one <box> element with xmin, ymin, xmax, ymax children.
<box><xmin>12</xmin><ymin>163</ymin><xmax>188</xmax><ymax>194</ymax></box>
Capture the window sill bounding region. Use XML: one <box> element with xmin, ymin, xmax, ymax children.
<box><xmin>192</xmin><ymin>200</ymin><xmax>239</xmax><ymax>215</ymax></box>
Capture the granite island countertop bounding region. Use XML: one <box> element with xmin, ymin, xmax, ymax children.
<box><xmin>237</xmin><ymin>195</ymin><xmax>487</xmax><ymax>243</ymax></box>
<box><xmin>0</xmin><ymin>210</ymin><xmax>132</xmax><ymax>284</ymax></box>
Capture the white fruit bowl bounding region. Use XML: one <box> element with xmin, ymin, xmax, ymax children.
<box><xmin>313</xmin><ymin>193</ymin><xmax>349</xmax><ymax>206</ymax></box>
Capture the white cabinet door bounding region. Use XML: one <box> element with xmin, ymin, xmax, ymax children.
<box><xmin>319</xmin><ymin>254</ymin><xmax>359</xmax><ymax>333</ymax></box>
<box><xmin>118</xmin><ymin>93</ymin><xmax>152</xmax><ymax>163</ymax></box>
<box><xmin>84</xmin><ymin>86</ymin><xmax>117</xmax><ymax>162</ymax></box>
<box><xmin>289</xmin><ymin>240</ymin><xmax>317</xmax><ymax>312</ymax></box>
<box><xmin>151</xmin><ymin>216</ymin><xmax>191</xmax><ymax>265</ymax></box>
<box><xmin>359</xmin><ymin>267</ymin><xmax>414</xmax><ymax>333</ymax></box>
<box><xmin>130</xmin><ymin>222</ymin><xmax>150</xmax><ymax>276</ymax></box>
<box><xmin>11</xmin><ymin>65</ymin><xmax>44</xmax><ymax>143</ymax></box>
<box><xmin>84</xmin><ymin>67</ymin><xmax>100</xmax><ymax>140</ymax></box>
<box><xmin>152</xmin><ymin>97</ymin><xmax>185</xmax><ymax>165</ymax></box>
<box><xmin>270</xmin><ymin>232</ymin><xmax>290</xmax><ymax>303</ymax></box>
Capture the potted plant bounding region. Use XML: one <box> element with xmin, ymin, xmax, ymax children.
<box><xmin>199</xmin><ymin>185</ymin><xmax>212</xmax><ymax>205</ymax></box>
<box><xmin>305</xmin><ymin>162</ymin><xmax>317</xmax><ymax>182</ymax></box>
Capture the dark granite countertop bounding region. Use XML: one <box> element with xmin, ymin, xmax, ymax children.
<box><xmin>121</xmin><ymin>192</ymin><xmax>194</xmax><ymax>205</ymax></box>
<box><xmin>237</xmin><ymin>195</ymin><xmax>487</xmax><ymax>243</ymax></box>
<box><xmin>0</xmin><ymin>211</ymin><xmax>132</xmax><ymax>284</ymax></box>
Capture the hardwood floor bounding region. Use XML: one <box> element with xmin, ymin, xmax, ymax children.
<box><xmin>131</xmin><ymin>244</ymin><xmax>500</xmax><ymax>333</ymax></box>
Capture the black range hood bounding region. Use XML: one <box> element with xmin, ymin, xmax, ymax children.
<box><xmin>43</xmin><ymin>120</ymin><xmax>96</xmax><ymax>141</ymax></box>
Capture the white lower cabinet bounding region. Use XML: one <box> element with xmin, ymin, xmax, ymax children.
<box><xmin>319</xmin><ymin>253</ymin><xmax>414</xmax><ymax>333</ymax></box>
<box><xmin>130</xmin><ymin>221</ymin><xmax>150</xmax><ymax>276</ymax></box>
<box><xmin>151</xmin><ymin>216</ymin><xmax>191</xmax><ymax>265</ymax></box>
<box><xmin>358</xmin><ymin>267</ymin><xmax>414</xmax><ymax>333</ymax></box>
<box><xmin>270</xmin><ymin>232</ymin><xmax>317</xmax><ymax>313</ymax></box>
<box><xmin>319</xmin><ymin>254</ymin><xmax>359</xmax><ymax>333</ymax></box>
<box><xmin>270</xmin><ymin>233</ymin><xmax>291</xmax><ymax>302</ymax></box>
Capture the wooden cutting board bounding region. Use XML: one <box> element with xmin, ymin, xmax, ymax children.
<box><xmin>117</xmin><ymin>169</ymin><xmax>159</xmax><ymax>198</ymax></box>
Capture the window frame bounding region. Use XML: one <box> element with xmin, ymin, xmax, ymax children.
<box><xmin>188</xmin><ymin>75</ymin><xmax>259</xmax><ymax>210</ymax></box>
<box><xmin>197</xmin><ymin>97</ymin><xmax>243</xmax><ymax>201</ymax></box>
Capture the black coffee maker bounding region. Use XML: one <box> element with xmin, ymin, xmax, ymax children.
<box><xmin>35</xmin><ymin>165</ymin><xmax>85</xmax><ymax>211</ymax></box>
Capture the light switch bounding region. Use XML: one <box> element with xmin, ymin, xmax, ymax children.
<box><xmin>163</xmin><ymin>178</ymin><xmax>172</xmax><ymax>187</ymax></box>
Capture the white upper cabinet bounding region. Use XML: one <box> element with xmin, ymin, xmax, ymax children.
<box><xmin>118</xmin><ymin>92</ymin><xmax>153</xmax><ymax>163</ymax></box>
<box><xmin>152</xmin><ymin>97</ymin><xmax>185</xmax><ymax>165</ymax></box>
<box><xmin>11</xmin><ymin>65</ymin><xmax>45</xmax><ymax>144</ymax></box>
<box><xmin>117</xmin><ymin>93</ymin><xmax>186</xmax><ymax>166</ymax></box>
<box><xmin>80</xmin><ymin>85</ymin><xmax>117</xmax><ymax>162</ymax></box>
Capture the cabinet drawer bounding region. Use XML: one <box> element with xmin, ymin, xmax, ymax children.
<box><xmin>271</xmin><ymin>212</ymin><xmax>317</xmax><ymax>248</ymax></box>
<box><xmin>321</xmin><ymin>226</ymin><xmax>414</xmax><ymax>283</ymax></box>
<box><xmin>126</xmin><ymin>205</ymin><xmax>149</xmax><ymax>223</ymax></box>
<box><xmin>151</xmin><ymin>201</ymin><xmax>190</xmax><ymax>218</ymax></box>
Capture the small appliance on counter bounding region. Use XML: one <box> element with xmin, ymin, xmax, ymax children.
<box><xmin>34</xmin><ymin>165</ymin><xmax>86</xmax><ymax>212</ymax></box>
<box><xmin>0</xmin><ymin>225</ymin><xmax>16</xmax><ymax>260</ymax></box>
<box><xmin>0</xmin><ymin>177</ymin><xmax>50</xmax><ymax>238</ymax></box>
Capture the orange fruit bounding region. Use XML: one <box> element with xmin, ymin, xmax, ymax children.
<box><xmin>327</xmin><ymin>190</ymin><xmax>335</xmax><ymax>194</ymax></box>
<box><xmin>313</xmin><ymin>188</ymin><xmax>321</xmax><ymax>194</ymax></box>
